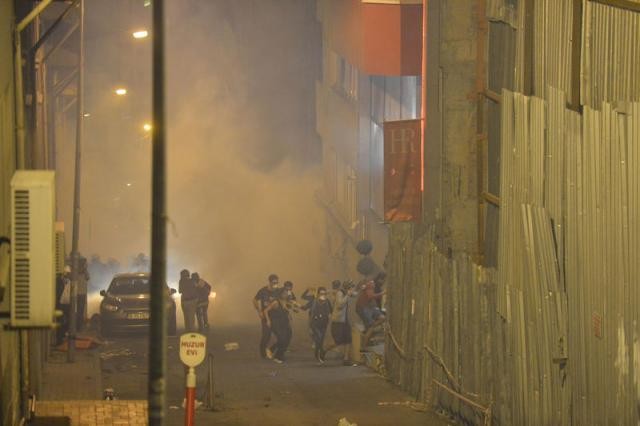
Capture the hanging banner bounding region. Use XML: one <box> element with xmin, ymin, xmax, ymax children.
<box><xmin>384</xmin><ymin>119</ymin><xmax>422</xmax><ymax>222</ymax></box>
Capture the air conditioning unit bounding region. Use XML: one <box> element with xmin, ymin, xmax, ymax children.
<box><xmin>10</xmin><ymin>171</ymin><xmax>56</xmax><ymax>327</ymax></box>
<box><xmin>55</xmin><ymin>222</ymin><xmax>66</xmax><ymax>275</ymax></box>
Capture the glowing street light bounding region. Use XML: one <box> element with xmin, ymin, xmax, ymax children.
<box><xmin>143</xmin><ymin>123</ymin><xmax>152</xmax><ymax>132</ymax></box>
<box><xmin>132</xmin><ymin>30</ymin><xmax>148</xmax><ymax>39</ymax></box>
<box><xmin>115</xmin><ymin>88</ymin><xmax>127</xmax><ymax>96</ymax></box>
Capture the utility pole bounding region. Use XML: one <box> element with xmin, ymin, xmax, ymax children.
<box><xmin>68</xmin><ymin>0</ymin><xmax>84</xmax><ymax>363</ymax></box>
<box><xmin>148</xmin><ymin>0</ymin><xmax>167</xmax><ymax>424</ymax></box>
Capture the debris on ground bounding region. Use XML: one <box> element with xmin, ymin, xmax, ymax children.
<box><xmin>224</xmin><ymin>342</ymin><xmax>239</xmax><ymax>351</ymax></box>
<box><xmin>337</xmin><ymin>418</ymin><xmax>358</xmax><ymax>426</ymax></box>
<box><xmin>377</xmin><ymin>401</ymin><xmax>429</xmax><ymax>412</ymax></box>
<box><xmin>181</xmin><ymin>398</ymin><xmax>204</xmax><ymax>409</ymax></box>
<box><xmin>169</xmin><ymin>406</ymin><xmax>180</xmax><ymax>410</ymax></box>
<box><xmin>99</xmin><ymin>348</ymin><xmax>135</xmax><ymax>360</ymax></box>
<box><xmin>56</xmin><ymin>336</ymin><xmax>101</xmax><ymax>351</ymax></box>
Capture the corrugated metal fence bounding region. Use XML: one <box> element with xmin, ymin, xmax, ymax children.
<box><xmin>387</xmin><ymin>93</ymin><xmax>640</xmax><ymax>425</ymax></box>
<box><xmin>581</xmin><ymin>2</ymin><xmax>640</xmax><ymax>108</ymax></box>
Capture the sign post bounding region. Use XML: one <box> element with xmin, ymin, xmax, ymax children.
<box><xmin>179</xmin><ymin>333</ymin><xmax>207</xmax><ymax>426</ymax></box>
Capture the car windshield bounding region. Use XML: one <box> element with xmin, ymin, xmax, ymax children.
<box><xmin>108</xmin><ymin>277</ymin><xmax>150</xmax><ymax>295</ymax></box>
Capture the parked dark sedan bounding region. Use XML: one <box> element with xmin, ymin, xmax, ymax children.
<box><xmin>99</xmin><ymin>272</ymin><xmax>177</xmax><ymax>336</ymax></box>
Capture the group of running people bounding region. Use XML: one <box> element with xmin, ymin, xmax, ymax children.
<box><xmin>252</xmin><ymin>272</ymin><xmax>387</xmax><ymax>365</ymax></box>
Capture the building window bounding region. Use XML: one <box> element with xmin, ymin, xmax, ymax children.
<box><xmin>488</xmin><ymin>21</ymin><xmax>516</xmax><ymax>93</ymax></box>
<box><xmin>487</xmin><ymin>99</ymin><xmax>501</xmax><ymax>197</ymax></box>
<box><xmin>346</xmin><ymin>165</ymin><xmax>358</xmax><ymax>228</ymax></box>
<box><xmin>329</xmin><ymin>50</ymin><xmax>357</xmax><ymax>101</ymax></box>
<box><xmin>480</xmin><ymin>20</ymin><xmax>515</xmax><ymax>267</ymax></box>
<box><xmin>324</xmin><ymin>146</ymin><xmax>337</xmax><ymax>202</ymax></box>
<box><xmin>371</xmin><ymin>76</ymin><xmax>385</xmax><ymax>124</ymax></box>
<box><xmin>370</xmin><ymin>121</ymin><xmax>384</xmax><ymax>217</ymax></box>
<box><xmin>335</xmin><ymin>155</ymin><xmax>358</xmax><ymax>227</ymax></box>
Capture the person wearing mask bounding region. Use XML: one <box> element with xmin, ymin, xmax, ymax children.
<box><xmin>265</xmin><ymin>280</ymin><xmax>299</xmax><ymax>358</ymax></box>
<box><xmin>74</xmin><ymin>256</ymin><xmax>90</xmax><ymax>331</ymax></box>
<box><xmin>299</xmin><ymin>286</ymin><xmax>316</xmax><ymax>348</ymax></box>
<box><xmin>179</xmin><ymin>269</ymin><xmax>198</xmax><ymax>332</ymax></box>
<box><xmin>356</xmin><ymin>278</ymin><xmax>386</xmax><ymax>348</ymax></box>
<box><xmin>55</xmin><ymin>265</ymin><xmax>72</xmax><ymax>345</ymax></box>
<box><xmin>309</xmin><ymin>287</ymin><xmax>332</xmax><ymax>364</ymax></box>
<box><xmin>328</xmin><ymin>280</ymin><xmax>341</xmax><ymax>305</ymax></box>
<box><xmin>253</xmin><ymin>274</ymin><xmax>279</xmax><ymax>359</ymax></box>
<box><xmin>263</xmin><ymin>289</ymin><xmax>292</xmax><ymax>363</ymax></box>
<box><xmin>346</xmin><ymin>280</ymin><xmax>366</xmax><ymax>365</ymax></box>
<box><xmin>281</xmin><ymin>281</ymin><xmax>299</xmax><ymax>312</ymax></box>
<box><xmin>325</xmin><ymin>280</ymin><xmax>353</xmax><ymax>365</ymax></box>
<box><xmin>192</xmin><ymin>272</ymin><xmax>212</xmax><ymax>332</ymax></box>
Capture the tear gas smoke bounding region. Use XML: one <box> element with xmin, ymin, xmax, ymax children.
<box><xmin>58</xmin><ymin>0</ymin><xmax>331</xmax><ymax>326</ymax></box>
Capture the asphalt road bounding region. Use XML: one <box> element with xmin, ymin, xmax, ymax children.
<box><xmin>99</xmin><ymin>318</ymin><xmax>452</xmax><ymax>426</ymax></box>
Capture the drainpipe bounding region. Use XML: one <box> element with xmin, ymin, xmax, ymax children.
<box><xmin>14</xmin><ymin>0</ymin><xmax>53</xmax><ymax>169</ymax></box>
<box><xmin>12</xmin><ymin>2</ymin><xmax>53</xmax><ymax>421</ymax></box>
<box><xmin>421</xmin><ymin>0</ymin><xmax>427</xmax><ymax>197</ymax></box>
<box><xmin>148</xmin><ymin>0</ymin><xmax>168</xmax><ymax>424</ymax></box>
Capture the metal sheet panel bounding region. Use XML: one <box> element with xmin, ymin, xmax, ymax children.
<box><xmin>582</xmin><ymin>2</ymin><xmax>640</xmax><ymax>108</ymax></box>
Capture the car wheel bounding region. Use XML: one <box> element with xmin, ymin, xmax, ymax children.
<box><xmin>168</xmin><ymin>312</ymin><xmax>177</xmax><ymax>336</ymax></box>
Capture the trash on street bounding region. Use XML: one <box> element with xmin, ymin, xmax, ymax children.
<box><xmin>224</xmin><ymin>342</ymin><xmax>239</xmax><ymax>351</ymax></box>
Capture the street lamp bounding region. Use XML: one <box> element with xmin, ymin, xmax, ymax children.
<box><xmin>143</xmin><ymin>123</ymin><xmax>152</xmax><ymax>132</ymax></box>
<box><xmin>132</xmin><ymin>29</ymin><xmax>148</xmax><ymax>39</ymax></box>
<box><xmin>115</xmin><ymin>87</ymin><xmax>127</xmax><ymax>96</ymax></box>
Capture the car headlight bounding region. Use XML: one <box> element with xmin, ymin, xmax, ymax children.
<box><xmin>103</xmin><ymin>303</ymin><xmax>119</xmax><ymax>312</ymax></box>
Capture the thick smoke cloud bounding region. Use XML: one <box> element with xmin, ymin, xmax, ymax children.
<box><xmin>62</xmin><ymin>1</ymin><xmax>328</xmax><ymax>324</ymax></box>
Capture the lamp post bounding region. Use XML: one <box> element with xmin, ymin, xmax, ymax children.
<box><xmin>68</xmin><ymin>0</ymin><xmax>85</xmax><ymax>363</ymax></box>
<box><xmin>148</xmin><ymin>0</ymin><xmax>167</xmax><ymax>423</ymax></box>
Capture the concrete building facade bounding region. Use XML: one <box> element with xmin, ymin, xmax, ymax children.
<box><xmin>1</xmin><ymin>2</ymin><xmax>79</xmax><ymax>423</ymax></box>
<box><xmin>315</xmin><ymin>0</ymin><xmax>424</xmax><ymax>277</ymax></box>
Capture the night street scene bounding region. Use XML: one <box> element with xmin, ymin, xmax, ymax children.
<box><xmin>1</xmin><ymin>0</ymin><xmax>639</xmax><ymax>425</ymax></box>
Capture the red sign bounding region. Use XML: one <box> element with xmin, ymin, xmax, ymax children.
<box><xmin>384</xmin><ymin>119</ymin><xmax>422</xmax><ymax>222</ymax></box>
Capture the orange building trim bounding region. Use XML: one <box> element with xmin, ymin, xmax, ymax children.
<box><xmin>327</xmin><ymin>0</ymin><xmax>422</xmax><ymax>76</ymax></box>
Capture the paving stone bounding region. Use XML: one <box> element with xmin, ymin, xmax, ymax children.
<box><xmin>37</xmin><ymin>400</ymin><xmax>148</xmax><ymax>425</ymax></box>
